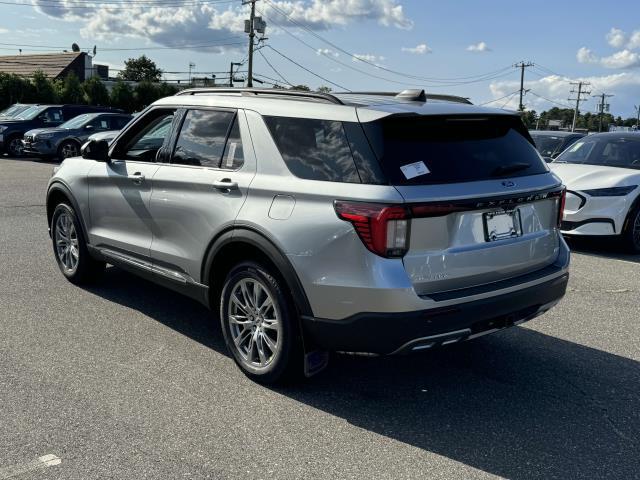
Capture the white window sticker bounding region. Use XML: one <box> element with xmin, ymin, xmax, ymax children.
<box><xmin>225</xmin><ymin>142</ymin><xmax>237</xmax><ymax>167</ymax></box>
<box><xmin>400</xmin><ymin>161</ymin><xmax>430</xmax><ymax>179</ymax></box>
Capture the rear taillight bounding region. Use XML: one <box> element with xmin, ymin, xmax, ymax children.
<box><xmin>557</xmin><ymin>188</ymin><xmax>566</xmax><ymax>228</ymax></box>
<box><xmin>334</xmin><ymin>201</ymin><xmax>409</xmax><ymax>258</ymax></box>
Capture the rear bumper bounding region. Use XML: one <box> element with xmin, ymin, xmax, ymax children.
<box><xmin>302</xmin><ymin>270</ymin><xmax>568</xmax><ymax>355</ymax></box>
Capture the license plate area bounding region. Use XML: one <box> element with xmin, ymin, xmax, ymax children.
<box><xmin>483</xmin><ymin>209</ymin><xmax>522</xmax><ymax>242</ymax></box>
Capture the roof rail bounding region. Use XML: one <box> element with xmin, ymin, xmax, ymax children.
<box><xmin>175</xmin><ymin>87</ymin><xmax>345</xmax><ymax>105</ymax></box>
<box><xmin>339</xmin><ymin>91</ymin><xmax>473</xmax><ymax>105</ymax></box>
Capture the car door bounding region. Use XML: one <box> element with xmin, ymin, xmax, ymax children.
<box><xmin>149</xmin><ymin>108</ymin><xmax>256</xmax><ymax>283</ymax></box>
<box><xmin>87</xmin><ymin>108</ymin><xmax>177</xmax><ymax>263</ymax></box>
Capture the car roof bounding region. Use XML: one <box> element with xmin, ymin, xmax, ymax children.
<box><xmin>529</xmin><ymin>130</ymin><xmax>585</xmax><ymax>137</ymax></box>
<box><xmin>582</xmin><ymin>131</ymin><xmax>640</xmax><ymax>140</ymax></box>
<box><xmin>155</xmin><ymin>88</ymin><xmax>518</xmax><ymax>123</ymax></box>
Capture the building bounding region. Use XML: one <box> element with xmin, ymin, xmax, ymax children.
<box><xmin>0</xmin><ymin>52</ymin><xmax>108</xmax><ymax>81</ymax></box>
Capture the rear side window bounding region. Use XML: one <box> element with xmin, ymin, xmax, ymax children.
<box><xmin>265</xmin><ymin>117</ymin><xmax>360</xmax><ymax>183</ymax></box>
<box><xmin>173</xmin><ymin>109</ymin><xmax>234</xmax><ymax>167</ymax></box>
<box><xmin>362</xmin><ymin>115</ymin><xmax>548</xmax><ymax>185</ymax></box>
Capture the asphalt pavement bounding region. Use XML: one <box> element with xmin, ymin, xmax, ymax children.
<box><xmin>0</xmin><ymin>158</ymin><xmax>638</xmax><ymax>479</ymax></box>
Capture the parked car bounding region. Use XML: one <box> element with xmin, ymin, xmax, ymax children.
<box><xmin>46</xmin><ymin>88</ymin><xmax>570</xmax><ymax>383</ymax></box>
<box><xmin>85</xmin><ymin>113</ymin><xmax>139</xmax><ymax>145</ymax></box>
<box><xmin>0</xmin><ymin>104</ymin><xmax>123</xmax><ymax>157</ymax></box>
<box><xmin>529</xmin><ymin>130</ymin><xmax>586</xmax><ymax>161</ymax></box>
<box><xmin>0</xmin><ymin>103</ymin><xmax>36</xmax><ymax>120</ymax></box>
<box><xmin>549</xmin><ymin>132</ymin><xmax>640</xmax><ymax>252</ymax></box>
<box><xmin>23</xmin><ymin>112</ymin><xmax>132</xmax><ymax>160</ymax></box>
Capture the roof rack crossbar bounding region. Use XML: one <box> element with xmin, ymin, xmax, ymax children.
<box><xmin>175</xmin><ymin>87</ymin><xmax>344</xmax><ymax>105</ymax></box>
<box><xmin>337</xmin><ymin>91</ymin><xmax>473</xmax><ymax>105</ymax></box>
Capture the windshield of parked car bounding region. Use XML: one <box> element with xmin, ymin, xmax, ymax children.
<box><xmin>554</xmin><ymin>136</ymin><xmax>640</xmax><ymax>169</ymax></box>
<box><xmin>60</xmin><ymin>114</ymin><xmax>93</xmax><ymax>129</ymax></box>
<box><xmin>0</xmin><ymin>104</ymin><xmax>29</xmax><ymax>117</ymax></box>
<box><xmin>530</xmin><ymin>134</ymin><xmax>565</xmax><ymax>157</ymax></box>
<box><xmin>15</xmin><ymin>105</ymin><xmax>47</xmax><ymax>120</ymax></box>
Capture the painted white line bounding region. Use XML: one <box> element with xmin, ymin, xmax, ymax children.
<box><xmin>0</xmin><ymin>454</ymin><xmax>61</xmax><ymax>479</ymax></box>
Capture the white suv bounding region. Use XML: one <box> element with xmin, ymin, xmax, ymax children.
<box><xmin>46</xmin><ymin>88</ymin><xmax>570</xmax><ymax>383</ymax></box>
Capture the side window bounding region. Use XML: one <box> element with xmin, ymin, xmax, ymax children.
<box><xmin>172</xmin><ymin>109</ymin><xmax>234</xmax><ymax>167</ymax></box>
<box><xmin>117</xmin><ymin>110</ymin><xmax>175</xmax><ymax>162</ymax></box>
<box><xmin>41</xmin><ymin>108</ymin><xmax>63</xmax><ymax>124</ymax></box>
<box><xmin>264</xmin><ymin>116</ymin><xmax>360</xmax><ymax>183</ymax></box>
<box><xmin>112</xmin><ymin>116</ymin><xmax>130</xmax><ymax>130</ymax></box>
<box><xmin>220</xmin><ymin>117</ymin><xmax>244</xmax><ymax>170</ymax></box>
<box><xmin>89</xmin><ymin>116</ymin><xmax>110</xmax><ymax>130</ymax></box>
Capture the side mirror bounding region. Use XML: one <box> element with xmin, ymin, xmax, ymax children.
<box><xmin>81</xmin><ymin>139</ymin><xmax>110</xmax><ymax>162</ymax></box>
<box><xmin>85</xmin><ymin>124</ymin><xmax>94</xmax><ymax>131</ymax></box>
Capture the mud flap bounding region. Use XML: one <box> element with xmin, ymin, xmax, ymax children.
<box><xmin>304</xmin><ymin>350</ymin><xmax>329</xmax><ymax>377</ymax></box>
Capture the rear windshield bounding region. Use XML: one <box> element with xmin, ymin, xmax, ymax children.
<box><xmin>362</xmin><ymin>115</ymin><xmax>548</xmax><ymax>185</ymax></box>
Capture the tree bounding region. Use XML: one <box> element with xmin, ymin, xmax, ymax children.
<box><xmin>109</xmin><ymin>80</ymin><xmax>135</xmax><ymax>112</ymax></box>
<box><xmin>55</xmin><ymin>72</ymin><xmax>84</xmax><ymax>104</ymax></box>
<box><xmin>30</xmin><ymin>70</ymin><xmax>57</xmax><ymax>103</ymax></box>
<box><xmin>71</xmin><ymin>43</ymin><xmax>80</xmax><ymax>53</ymax></box>
<box><xmin>134</xmin><ymin>81</ymin><xmax>160</xmax><ymax>110</ymax></box>
<box><xmin>0</xmin><ymin>73</ymin><xmax>33</xmax><ymax>108</ymax></box>
<box><xmin>82</xmin><ymin>76</ymin><xmax>109</xmax><ymax>106</ymax></box>
<box><xmin>289</xmin><ymin>84</ymin><xmax>311</xmax><ymax>91</ymax></box>
<box><xmin>118</xmin><ymin>55</ymin><xmax>163</xmax><ymax>82</ymax></box>
<box><xmin>156</xmin><ymin>82</ymin><xmax>178</xmax><ymax>98</ymax></box>
<box><xmin>317</xmin><ymin>86</ymin><xmax>332</xmax><ymax>94</ymax></box>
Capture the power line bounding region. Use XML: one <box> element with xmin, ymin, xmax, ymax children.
<box><xmin>528</xmin><ymin>91</ymin><xmax>572</xmax><ymax>109</ymax></box>
<box><xmin>0</xmin><ymin>38</ymin><xmax>245</xmax><ymax>52</ymax></box>
<box><xmin>478</xmin><ymin>91</ymin><xmax>520</xmax><ymax>106</ymax></box>
<box><xmin>257</xmin><ymin>49</ymin><xmax>293</xmax><ymax>87</ymax></box>
<box><xmin>265</xmin><ymin>44</ymin><xmax>350</xmax><ymax>91</ymax></box>
<box><xmin>2</xmin><ymin>0</ymin><xmax>240</xmax><ymax>9</ymax></box>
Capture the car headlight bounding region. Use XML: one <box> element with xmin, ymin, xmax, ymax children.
<box><xmin>0</xmin><ymin>126</ymin><xmax>7</xmax><ymax>133</ymax></box>
<box><xmin>37</xmin><ymin>133</ymin><xmax>54</xmax><ymax>139</ymax></box>
<box><xmin>583</xmin><ymin>186</ymin><xmax>638</xmax><ymax>196</ymax></box>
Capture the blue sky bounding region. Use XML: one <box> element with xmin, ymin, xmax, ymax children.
<box><xmin>2</xmin><ymin>0</ymin><xmax>640</xmax><ymax>117</ymax></box>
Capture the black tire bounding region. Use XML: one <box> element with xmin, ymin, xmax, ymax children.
<box><xmin>51</xmin><ymin>203</ymin><xmax>105</xmax><ymax>284</ymax></box>
<box><xmin>6</xmin><ymin>134</ymin><xmax>24</xmax><ymax>157</ymax></box>
<box><xmin>621</xmin><ymin>206</ymin><xmax>640</xmax><ymax>253</ymax></box>
<box><xmin>57</xmin><ymin>140</ymin><xmax>81</xmax><ymax>161</ymax></box>
<box><xmin>219</xmin><ymin>261</ymin><xmax>303</xmax><ymax>384</ymax></box>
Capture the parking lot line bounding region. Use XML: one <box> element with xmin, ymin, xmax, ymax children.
<box><xmin>0</xmin><ymin>454</ymin><xmax>61</xmax><ymax>479</ymax></box>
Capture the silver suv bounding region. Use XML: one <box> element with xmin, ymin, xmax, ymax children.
<box><xmin>46</xmin><ymin>88</ymin><xmax>570</xmax><ymax>383</ymax></box>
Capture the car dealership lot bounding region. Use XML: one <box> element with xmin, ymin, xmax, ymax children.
<box><xmin>0</xmin><ymin>158</ymin><xmax>638</xmax><ymax>479</ymax></box>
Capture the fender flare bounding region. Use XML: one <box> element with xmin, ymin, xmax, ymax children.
<box><xmin>46</xmin><ymin>181</ymin><xmax>89</xmax><ymax>241</ymax></box>
<box><xmin>202</xmin><ymin>227</ymin><xmax>313</xmax><ymax>317</ymax></box>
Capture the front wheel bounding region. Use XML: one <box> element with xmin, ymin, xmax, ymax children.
<box><xmin>622</xmin><ymin>207</ymin><xmax>640</xmax><ymax>253</ymax></box>
<box><xmin>219</xmin><ymin>261</ymin><xmax>302</xmax><ymax>384</ymax></box>
<box><xmin>58</xmin><ymin>140</ymin><xmax>80</xmax><ymax>161</ymax></box>
<box><xmin>51</xmin><ymin>203</ymin><xmax>105</xmax><ymax>284</ymax></box>
<box><xmin>6</xmin><ymin>134</ymin><xmax>24</xmax><ymax>157</ymax></box>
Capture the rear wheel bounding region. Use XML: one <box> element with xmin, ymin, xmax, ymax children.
<box><xmin>51</xmin><ymin>203</ymin><xmax>105</xmax><ymax>284</ymax></box>
<box><xmin>622</xmin><ymin>207</ymin><xmax>640</xmax><ymax>253</ymax></box>
<box><xmin>219</xmin><ymin>261</ymin><xmax>302</xmax><ymax>384</ymax></box>
<box><xmin>58</xmin><ymin>140</ymin><xmax>80</xmax><ymax>161</ymax></box>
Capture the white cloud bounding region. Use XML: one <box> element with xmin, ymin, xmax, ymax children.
<box><xmin>316</xmin><ymin>48</ymin><xmax>339</xmax><ymax>57</ymax></box>
<box><xmin>401</xmin><ymin>43</ymin><xmax>431</xmax><ymax>54</ymax></box>
<box><xmin>31</xmin><ymin>0</ymin><xmax>412</xmax><ymax>53</ymax></box>
<box><xmin>466</xmin><ymin>41</ymin><xmax>491</xmax><ymax>53</ymax></box>
<box><xmin>628</xmin><ymin>30</ymin><xmax>640</xmax><ymax>50</ymax></box>
<box><xmin>606</xmin><ymin>27</ymin><xmax>627</xmax><ymax>48</ymax></box>
<box><xmin>576</xmin><ymin>47</ymin><xmax>598</xmax><ymax>64</ymax></box>
<box><xmin>353</xmin><ymin>53</ymin><xmax>385</xmax><ymax>63</ymax></box>
<box><xmin>600</xmin><ymin>49</ymin><xmax>640</xmax><ymax>69</ymax></box>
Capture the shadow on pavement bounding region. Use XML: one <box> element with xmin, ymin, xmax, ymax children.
<box><xmin>566</xmin><ymin>236</ymin><xmax>640</xmax><ymax>264</ymax></box>
<box><xmin>86</xmin><ymin>266</ymin><xmax>640</xmax><ymax>480</ymax></box>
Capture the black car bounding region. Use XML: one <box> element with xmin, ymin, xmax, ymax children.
<box><xmin>0</xmin><ymin>104</ymin><xmax>124</xmax><ymax>156</ymax></box>
<box><xmin>529</xmin><ymin>130</ymin><xmax>586</xmax><ymax>162</ymax></box>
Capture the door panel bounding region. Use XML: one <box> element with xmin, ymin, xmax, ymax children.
<box><xmin>149</xmin><ymin>110</ymin><xmax>256</xmax><ymax>282</ymax></box>
<box><xmin>87</xmin><ymin>160</ymin><xmax>160</xmax><ymax>259</ymax></box>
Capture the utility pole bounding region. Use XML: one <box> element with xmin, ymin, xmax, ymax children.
<box><xmin>635</xmin><ymin>105</ymin><xmax>640</xmax><ymax>131</ymax></box>
<box><xmin>568</xmin><ymin>81</ymin><xmax>591</xmax><ymax>132</ymax></box>
<box><xmin>244</xmin><ymin>0</ymin><xmax>257</xmax><ymax>87</ymax></box>
<box><xmin>593</xmin><ymin>93</ymin><xmax>614</xmax><ymax>133</ymax></box>
<box><xmin>514</xmin><ymin>61</ymin><xmax>533</xmax><ymax>111</ymax></box>
<box><xmin>188</xmin><ymin>62</ymin><xmax>195</xmax><ymax>85</ymax></box>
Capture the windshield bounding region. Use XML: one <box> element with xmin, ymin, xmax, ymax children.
<box><xmin>15</xmin><ymin>105</ymin><xmax>47</xmax><ymax>120</ymax></box>
<box><xmin>0</xmin><ymin>104</ymin><xmax>29</xmax><ymax>117</ymax></box>
<box><xmin>530</xmin><ymin>135</ymin><xmax>564</xmax><ymax>157</ymax></box>
<box><xmin>60</xmin><ymin>114</ymin><xmax>93</xmax><ymax>129</ymax></box>
<box><xmin>554</xmin><ymin>136</ymin><xmax>640</xmax><ymax>169</ymax></box>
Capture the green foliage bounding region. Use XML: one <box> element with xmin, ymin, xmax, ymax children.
<box><xmin>55</xmin><ymin>72</ymin><xmax>85</xmax><ymax>104</ymax></box>
<box><xmin>317</xmin><ymin>86</ymin><xmax>332</xmax><ymax>94</ymax></box>
<box><xmin>134</xmin><ymin>81</ymin><xmax>161</xmax><ymax>110</ymax></box>
<box><xmin>30</xmin><ymin>70</ymin><xmax>57</xmax><ymax>103</ymax></box>
<box><xmin>82</xmin><ymin>76</ymin><xmax>109</xmax><ymax>106</ymax></box>
<box><xmin>155</xmin><ymin>82</ymin><xmax>178</xmax><ymax>98</ymax></box>
<box><xmin>289</xmin><ymin>84</ymin><xmax>311</xmax><ymax>91</ymax></box>
<box><xmin>0</xmin><ymin>73</ymin><xmax>34</xmax><ymax>108</ymax></box>
<box><xmin>109</xmin><ymin>80</ymin><xmax>135</xmax><ymax>112</ymax></box>
<box><xmin>118</xmin><ymin>55</ymin><xmax>163</xmax><ymax>82</ymax></box>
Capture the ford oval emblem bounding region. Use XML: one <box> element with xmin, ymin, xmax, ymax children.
<box><xmin>502</xmin><ymin>181</ymin><xmax>516</xmax><ymax>188</ymax></box>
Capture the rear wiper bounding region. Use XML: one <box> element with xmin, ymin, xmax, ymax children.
<box><xmin>491</xmin><ymin>162</ymin><xmax>530</xmax><ymax>177</ymax></box>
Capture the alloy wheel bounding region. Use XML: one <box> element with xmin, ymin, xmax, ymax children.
<box><xmin>61</xmin><ymin>142</ymin><xmax>79</xmax><ymax>158</ymax></box>
<box><xmin>227</xmin><ymin>278</ymin><xmax>282</xmax><ymax>368</ymax></box>
<box><xmin>54</xmin><ymin>212</ymin><xmax>79</xmax><ymax>273</ymax></box>
<box><xmin>8</xmin><ymin>138</ymin><xmax>23</xmax><ymax>156</ymax></box>
<box><xmin>633</xmin><ymin>209</ymin><xmax>640</xmax><ymax>249</ymax></box>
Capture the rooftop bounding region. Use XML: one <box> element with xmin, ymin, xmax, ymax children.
<box><xmin>0</xmin><ymin>52</ymin><xmax>85</xmax><ymax>79</ymax></box>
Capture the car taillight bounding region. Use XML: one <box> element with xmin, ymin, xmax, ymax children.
<box><xmin>557</xmin><ymin>188</ymin><xmax>566</xmax><ymax>228</ymax></box>
<box><xmin>334</xmin><ymin>201</ymin><xmax>410</xmax><ymax>258</ymax></box>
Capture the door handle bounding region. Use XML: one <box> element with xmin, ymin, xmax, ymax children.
<box><xmin>212</xmin><ymin>178</ymin><xmax>239</xmax><ymax>191</ymax></box>
<box><xmin>128</xmin><ymin>173</ymin><xmax>145</xmax><ymax>185</ymax></box>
